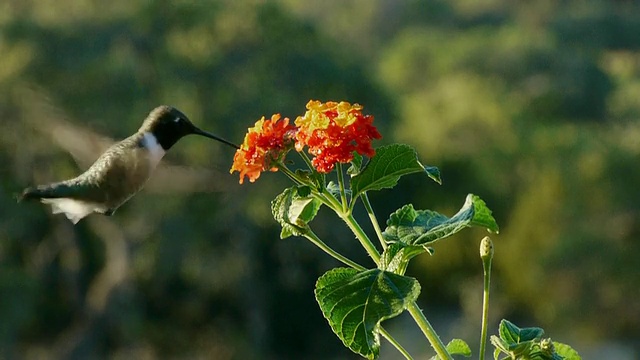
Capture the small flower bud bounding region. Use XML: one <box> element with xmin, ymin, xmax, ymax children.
<box><xmin>480</xmin><ymin>236</ymin><xmax>494</xmax><ymax>261</ymax></box>
<box><xmin>540</xmin><ymin>338</ymin><xmax>555</xmax><ymax>355</ymax></box>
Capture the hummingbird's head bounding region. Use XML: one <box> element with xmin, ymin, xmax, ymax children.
<box><xmin>141</xmin><ymin>105</ymin><xmax>239</xmax><ymax>150</ymax></box>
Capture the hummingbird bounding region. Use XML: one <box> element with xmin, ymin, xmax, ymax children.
<box><xmin>19</xmin><ymin>105</ymin><xmax>239</xmax><ymax>224</ymax></box>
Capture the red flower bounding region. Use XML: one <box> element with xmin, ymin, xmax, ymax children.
<box><xmin>294</xmin><ymin>100</ymin><xmax>381</xmax><ymax>173</ymax></box>
<box><xmin>230</xmin><ymin>114</ymin><xmax>295</xmax><ymax>184</ymax></box>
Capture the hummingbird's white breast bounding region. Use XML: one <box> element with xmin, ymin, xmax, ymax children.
<box><xmin>141</xmin><ymin>132</ymin><xmax>166</xmax><ymax>168</ymax></box>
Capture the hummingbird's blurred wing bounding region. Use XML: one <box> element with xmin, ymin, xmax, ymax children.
<box><xmin>17</xmin><ymin>85</ymin><xmax>113</xmax><ymax>168</ymax></box>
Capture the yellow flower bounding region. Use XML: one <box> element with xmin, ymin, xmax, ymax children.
<box><xmin>294</xmin><ymin>100</ymin><xmax>381</xmax><ymax>173</ymax></box>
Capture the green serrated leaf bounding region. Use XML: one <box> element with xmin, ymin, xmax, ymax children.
<box><xmin>425</xmin><ymin>166</ymin><xmax>442</xmax><ymax>184</ymax></box>
<box><xmin>288</xmin><ymin>196</ymin><xmax>321</xmax><ymax>227</ymax></box>
<box><xmin>553</xmin><ymin>342</ymin><xmax>581</xmax><ymax>360</ymax></box>
<box><xmin>315</xmin><ymin>268</ymin><xmax>421</xmax><ymax>359</ymax></box>
<box><xmin>380</xmin><ymin>242</ymin><xmax>429</xmax><ymax>275</ymax></box>
<box><xmin>508</xmin><ymin>341</ymin><xmax>534</xmax><ymax>354</ymax></box>
<box><xmin>327</xmin><ymin>181</ymin><xmax>350</xmax><ymax>199</ymax></box>
<box><xmin>499</xmin><ymin>319</ymin><xmax>544</xmax><ymax>344</ymax></box>
<box><xmin>351</xmin><ymin>144</ymin><xmax>432</xmax><ymax>198</ymax></box>
<box><xmin>348</xmin><ymin>152</ymin><xmax>364</xmax><ymax>176</ymax></box>
<box><xmin>519</xmin><ymin>326</ymin><xmax>545</xmax><ymax>342</ymax></box>
<box><xmin>271</xmin><ymin>187</ymin><xmax>321</xmax><ymax>239</ymax></box>
<box><xmin>429</xmin><ymin>339</ymin><xmax>472</xmax><ymax>360</ymax></box>
<box><xmin>280</xmin><ymin>226</ymin><xmax>294</xmax><ymax>239</ymax></box>
<box><xmin>490</xmin><ymin>335</ymin><xmax>510</xmax><ymax>353</ymax></box>
<box><xmin>272</xmin><ymin>188</ymin><xmax>302</xmax><ymax>239</ymax></box>
<box><xmin>383</xmin><ymin>194</ymin><xmax>499</xmax><ymax>246</ymax></box>
<box><xmin>499</xmin><ymin>319</ymin><xmax>521</xmax><ymax>344</ymax></box>
<box><xmin>468</xmin><ymin>195</ymin><xmax>500</xmax><ymax>233</ymax></box>
<box><xmin>446</xmin><ymin>338</ymin><xmax>472</xmax><ymax>356</ymax></box>
<box><xmin>495</xmin><ymin>320</ymin><xmax>579</xmax><ymax>360</ymax></box>
<box><xmin>493</xmin><ymin>347</ymin><xmax>501</xmax><ymax>360</ymax></box>
<box><xmin>326</xmin><ymin>181</ymin><xmax>340</xmax><ymax>198</ymax></box>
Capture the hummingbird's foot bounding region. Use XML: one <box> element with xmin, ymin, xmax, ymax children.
<box><xmin>104</xmin><ymin>208</ymin><xmax>116</xmax><ymax>216</ymax></box>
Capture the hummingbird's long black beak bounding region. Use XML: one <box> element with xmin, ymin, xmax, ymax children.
<box><xmin>192</xmin><ymin>127</ymin><xmax>240</xmax><ymax>149</ymax></box>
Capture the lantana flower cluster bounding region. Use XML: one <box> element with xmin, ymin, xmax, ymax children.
<box><xmin>230</xmin><ymin>100</ymin><xmax>381</xmax><ymax>184</ymax></box>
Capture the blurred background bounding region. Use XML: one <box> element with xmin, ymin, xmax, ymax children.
<box><xmin>1</xmin><ymin>0</ymin><xmax>639</xmax><ymax>359</ymax></box>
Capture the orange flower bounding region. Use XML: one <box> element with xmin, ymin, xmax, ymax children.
<box><xmin>230</xmin><ymin>114</ymin><xmax>295</xmax><ymax>184</ymax></box>
<box><xmin>295</xmin><ymin>100</ymin><xmax>381</xmax><ymax>173</ymax></box>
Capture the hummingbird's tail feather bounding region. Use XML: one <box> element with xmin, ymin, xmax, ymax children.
<box><xmin>19</xmin><ymin>183</ymin><xmax>107</xmax><ymax>224</ymax></box>
<box><xmin>19</xmin><ymin>186</ymin><xmax>46</xmax><ymax>201</ymax></box>
<box><xmin>19</xmin><ymin>184</ymin><xmax>69</xmax><ymax>201</ymax></box>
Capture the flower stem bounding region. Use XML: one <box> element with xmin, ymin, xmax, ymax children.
<box><xmin>479</xmin><ymin>271</ymin><xmax>491</xmax><ymax>360</ymax></box>
<box><xmin>313</xmin><ymin>188</ymin><xmax>380</xmax><ymax>265</ymax></box>
<box><xmin>316</xmin><ymin>188</ymin><xmax>344</xmax><ymax>214</ymax></box>
<box><xmin>360</xmin><ymin>192</ymin><xmax>387</xmax><ymax>250</ymax></box>
<box><xmin>380</xmin><ymin>326</ymin><xmax>413</xmax><ymax>360</ymax></box>
<box><xmin>479</xmin><ymin>236</ymin><xmax>494</xmax><ymax>360</ymax></box>
<box><xmin>339</xmin><ymin>212</ymin><xmax>381</xmax><ymax>265</ymax></box>
<box><xmin>303</xmin><ymin>231</ymin><xmax>365</xmax><ymax>271</ymax></box>
<box><xmin>336</xmin><ymin>163</ymin><xmax>349</xmax><ymax>213</ymax></box>
<box><xmin>299</xmin><ymin>151</ymin><xmax>316</xmax><ymax>172</ymax></box>
<box><xmin>278</xmin><ymin>163</ymin><xmax>305</xmax><ymax>186</ymax></box>
<box><xmin>407</xmin><ymin>302</ymin><xmax>452</xmax><ymax>360</ymax></box>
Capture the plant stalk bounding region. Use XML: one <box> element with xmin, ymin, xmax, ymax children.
<box><xmin>316</xmin><ymin>188</ymin><xmax>344</xmax><ymax>214</ymax></box>
<box><xmin>336</xmin><ymin>163</ymin><xmax>349</xmax><ymax>213</ymax></box>
<box><xmin>360</xmin><ymin>192</ymin><xmax>387</xmax><ymax>250</ymax></box>
<box><xmin>303</xmin><ymin>231</ymin><xmax>365</xmax><ymax>271</ymax></box>
<box><xmin>299</xmin><ymin>151</ymin><xmax>316</xmax><ymax>172</ymax></box>
<box><xmin>407</xmin><ymin>302</ymin><xmax>452</xmax><ymax>360</ymax></box>
<box><xmin>380</xmin><ymin>326</ymin><xmax>413</xmax><ymax>360</ymax></box>
<box><xmin>339</xmin><ymin>212</ymin><xmax>381</xmax><ymax>265</ymax></box>
<box><xmin>479</xmin><ymin>266</ymin><xmax>491</xmax><ymax>360</ymax></box>
<box><xmin>278</xmin><ymin>163</ymin><xmax>305</xmax><ymax>186</ymax></box>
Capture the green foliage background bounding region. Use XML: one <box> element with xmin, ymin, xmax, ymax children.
<box><xmin>1</xmin><ymin>0</ymin><xmax>638</xmax><ymax>358</ymax></box>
